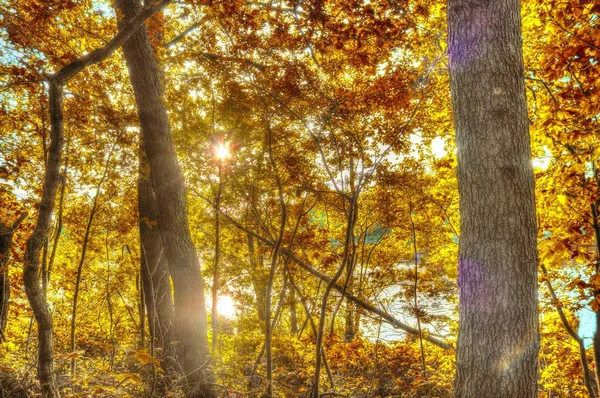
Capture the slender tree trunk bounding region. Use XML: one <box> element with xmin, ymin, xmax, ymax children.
<box><xmin>138</xmin><ymin>142</ymin><xmax>175</xmax><ymax>368</ymax></box>
<box><xmin>342</xmin><ymin>278</ymin><xmax>356</xmax><ymax>341</ymax></box>
<box><xmin>23</xmin><ymin>79</ymin><xmax>63</xmax><ymax>398</ymax></box>
<box><xmin>138</xmin><ymin>272</ymin><xmax>145</xmax><ymax>348</ymax></box>
<box><xmin>590</xmin><ymin>197</ymin><xmax>600</xmax><ymax>393</ymax></box>
<box><xmin>70</xmin><ymin>147</ymin><xmax>112</xmax><ymax>378</ymax></box>
<box><xmin>409</xmin><ymin>199</ymin><xmax>426</xmax><ymax>379</ymax></box>
<box><xmin>46</xmin><ymin>139</ymin><xmax>69</xmax><ymax>294</ymax></box>
<box><xmin>448</xmin><ymin>1</ymin><xmax>540</xmax><ymax>396</ymax></box>
<box><xmin>116</xmin><ymin>1</ymin><xmax>214</xmax><ymax>395</ymax></box>
<box><xmin>289</xmin><ymin>282</ymin><xmax>298</xmax><ymax>334</ymax></box>
<box><xmin>0</xmin><ymin>212</ymin><xmax>27</xmax><ymax>339</ymax></box>
<box><xmin>247</xmin><ymin>233</ymin><xmax>266</xmax><ymax>324</ymax></box>
<box><xmin>312</xmin><ymin>198</ymin><xmax>358</xmax><ymax>398</ymax></box>
<box><xmin>264</xmin><ymin>119</ymin><xmax>287</xmax><ymax>397</ymax></box>
<box><xmin>540</xmin><ymin>263</ymin><xmax>597</xmax><ymax>398</ymax></box>
<box><xmin>211</xmin><ymin>166</ymin><xmax>223</xmax><ymax>354</ymax></box>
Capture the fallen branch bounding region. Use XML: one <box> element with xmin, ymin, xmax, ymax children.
<box><xmin>193</xmin><ymin>193</ymin><xmax>453</xmax><ymax>350</ymax></box>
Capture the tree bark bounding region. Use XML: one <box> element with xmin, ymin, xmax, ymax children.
<box><xmin>138</xmin><ymin>142</ymin><xmax>175</xmax><ymax>369</ymax></box>
<box><xmin>116</xmin><ymin>1</ymin><xmax>215</xmax><ymax>395</ymax></box>
<box><xmin>448</xmin><ymin>1</ymin><xmax>540</xmax><ymax>397</ymax></box>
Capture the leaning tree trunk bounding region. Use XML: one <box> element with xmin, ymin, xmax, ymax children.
<box><xmin>448</xmin><ymin>1</ymin><xmax>540</xmax><ymax>397</ymax></box>
<box><xmin>138</xmin><ymin>142</ymin><xmax>175</xmax><ymax>369</ymax></box>
<box><xmin>23</xmin><ymin>79</ymin><xmax>64</xmax><ymax>398</ymax></box>
<box><xmin>116</xmin><ymin>1</ymin><xmax>215</xmax><ymax>395</ymax></box>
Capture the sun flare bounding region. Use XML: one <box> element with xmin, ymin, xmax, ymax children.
<box><xmin>215</xmin><ymin>143</ymin><xmax>231</xmax><ymax>161</ymax></box>
<box><xmin>217</xmin><ymin>295</ymin><xmax>236</xmax><ymax>319</ymax></box>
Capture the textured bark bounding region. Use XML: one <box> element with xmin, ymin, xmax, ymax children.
<box><xmin>138</xmin><ymin>143</ymin><xmax>175</xmax><ymax>367</ymax></box>
<box><xmin>343</xmin><ymin>289</ymin><xmax>355</xmax><ymax>341</ymax></box>
<box><xmin>116</xmin><ymin>1</ymin><xmax>214</xmax><ymax>395</ymax></box>
<box><xmin>448</xmin><ymin>1</ymin><xmax>540</xmax><ymax>397</ymax></box>
<box><xmin>46</xmin><ymin>147</ymin><xmax>69</xmax><ymax>296</ymax></box>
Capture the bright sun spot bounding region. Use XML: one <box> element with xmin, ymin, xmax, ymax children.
<box><xmin>217</xmin><ymin>295</ymin><xmax>236</xmax><ymax>319</ymax></box>
<box><xmin>431</xmin><ymin>137</ymin><xmax>447</xmax><ymax>159</ymax></box>
<box><xmin>215</xmin><ymin>143</ymin><xmax>231</xmax><ymax>160</ymax></box>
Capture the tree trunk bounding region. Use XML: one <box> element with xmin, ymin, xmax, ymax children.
<box><xmin>23</xmin><ymin>79</ymin><xmax>63</xmax><ymax>398</ymax></box>
<box><xmin>590</xmin><ymin>197</ymin><xmax>600</xmax><ymax>394</ymax></box>
<box><xmin>70</xmin><ymin>145</ymin><xmax>112</xmax><ymax>379</ymax></box>
<box><xmin>116</xmin><ymin>1</ymin><xmax>215</xmax><ymax>395</ymax></box>
<box><xmin>448</xmin><ymin>1</ymin><xmax>540</xmax><ymax>397</ymax></box>
<box><xmin>0</xmin><ymin>212</ymin><xmax>27</xmax><ymax>339</ymax></box>
<box><xmin>343</xmin><ymin>300</ymin><xmax>355</xmax><ymax>342</ymax></box>
<box><xmin>289</xmin><ymin>282</ymin><xmax>298</xmax><ymax>334</ymax></box>
<box><xmin>247</xmin><ymin>233</ymin><xmax>267</xmax><ymax>324</ymax></box>
<box><xmin>263</xmin><ymin>119</ymin><xmax>287</xmax><ymax>397</ymax></box>
<box><xmin>541</xmin><ymin>263</ymin><xmax>597</xmax><ymax>398</ymax></box>
<box><xmin>138</xmin><ymin>142</ymin><xmax>175</xmax><ymax>369</ymax></box>
<box><xmin>211</xmin><ymin>166</ymin><xmax>223</xmax><ymax>353</ymax></box>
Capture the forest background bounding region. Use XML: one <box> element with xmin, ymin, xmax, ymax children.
<box><xmin>0</xmin><ymin>0</ymin><xmax>599</xmax><ymax>397</ymax></box>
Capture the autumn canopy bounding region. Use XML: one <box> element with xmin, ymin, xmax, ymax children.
<box><xmin>0</xmin><ymin>0</ymin><xmax>599</xmax><ymax>397</ymax></box>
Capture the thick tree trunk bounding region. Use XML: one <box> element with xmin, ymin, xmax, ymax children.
<box><xmin>116</xmin><ymin>1</ymin><xmax>214</xmax><ymax>395</ymax></box>
<box><xmin>138</xmin><ymin>142</ymin><xmax>175</xmax><ymax>368</ymax></box>
<box><xmin>448</xmin><ymin>1</ymin><xmax>540</xmax><ymax>397</ymax></box>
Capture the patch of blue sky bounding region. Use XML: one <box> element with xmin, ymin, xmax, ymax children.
<box><xmin>578</xmin><ymin>308</ymin><xmax>595</xmax><ymax>348</ymax></box>
<box><xmin>92</xmin><ymin>0</ymin><xmax>116</xmax><ymax>20</ymax></box>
